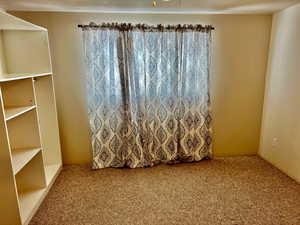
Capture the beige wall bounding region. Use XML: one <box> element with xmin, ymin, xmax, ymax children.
<box><xmin>259</xmin><ymin>3</ymin><xmax>300</xmax><ymax>183</ymax></box>
<box><xmin>10</xmin><ymin>12</ymin><xmax>272</xmax><ymax>164</ymax></box>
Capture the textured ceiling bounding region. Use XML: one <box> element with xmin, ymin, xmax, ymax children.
<box><xmin>0</xmin><ymin>0</ymin><xmax>299</xmax><ymax>14</ymax></box>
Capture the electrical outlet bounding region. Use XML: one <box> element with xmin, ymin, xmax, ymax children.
<box><xmin>272</xmin><ymin>137</ymin><xmax>278</xmax><ymax>148</ymax></box>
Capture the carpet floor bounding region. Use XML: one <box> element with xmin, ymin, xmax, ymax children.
<box><xmin>30</xmin><ymin>156</ymin><xmax>300</xmax><ymax>225</ymax></box>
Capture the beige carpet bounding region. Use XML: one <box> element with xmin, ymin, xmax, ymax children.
<box><xmin>30</xmin><ymin>156</ymin><xmax>300</xmax><ymax>225</ymax></box>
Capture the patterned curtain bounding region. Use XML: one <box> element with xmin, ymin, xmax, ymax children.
<box><xmin>82</xmin><ymin>23</ymin><xmax>213</xmax><ymax>169</ymax></box>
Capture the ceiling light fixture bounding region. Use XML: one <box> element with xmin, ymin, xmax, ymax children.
<box><xmin>152</xmin><ymin>0</ymin><xmax>172</xmax><ymax>7</ymax></box>
<box><xmin>152</xmin><ymin>0</ymin><xmax>157</xmax><ymax>7</ymax></box>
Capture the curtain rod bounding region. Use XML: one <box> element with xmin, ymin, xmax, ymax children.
<box><xmin>77</xmin><ymin>22</ymin><xmax>215</xmax><ymax>31</ymax></box>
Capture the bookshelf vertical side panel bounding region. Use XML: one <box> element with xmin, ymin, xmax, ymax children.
<box><xmin>0</xmin><ymin>86</ymin><xmax>22</xmax><ymax>225</ymax></box>
<box><xmin>0</xmin><ymin>30</ymin><xmax>7</xmax><ymax>75</ymax></box>
<box><xmin>34</xmin><ymin>75</ymin><xmax>62</xmax><ymax>166</ymax></box>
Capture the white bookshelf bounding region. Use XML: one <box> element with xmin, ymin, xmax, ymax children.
<box><xmin>0</xmin><ymin>12</ymin><xmax>62</xmax><ymax>225</ymax></box>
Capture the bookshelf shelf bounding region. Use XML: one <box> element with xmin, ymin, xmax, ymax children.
<box><xmin>12</xmin><ymin>148</ymin><xmax>41</xmax><ymax>175</ymax></box>
<box><xmin>5</xmin><ymin>105</ymin><xmax>36</xmax><ymax>121</ymax></box>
